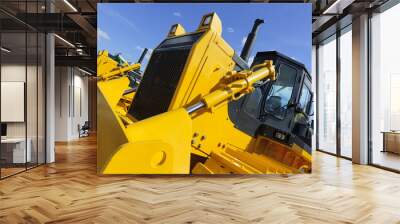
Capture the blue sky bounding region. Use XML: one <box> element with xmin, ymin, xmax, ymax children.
<box><xmin>98</xmin><ymin>3</ymin><xmax>311</xmax><ymax>70</ymax></box>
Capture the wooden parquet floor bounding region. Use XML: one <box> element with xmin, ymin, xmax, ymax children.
<box><xmin>1</xmin><ymin>135</ymin><xmax>400</xmax><ymax>224</ymax></box>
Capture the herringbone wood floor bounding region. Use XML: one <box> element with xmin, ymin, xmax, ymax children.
<box><xmin>1</xmin><ymin>135</ymin><xmax>400</xmax><ymax>224</ymax></box>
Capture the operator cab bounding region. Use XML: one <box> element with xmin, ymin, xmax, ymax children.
<box><xmin>228</xmin><ymin>51</ymin><xmax>314</xmax><ymax>154</ymax></box>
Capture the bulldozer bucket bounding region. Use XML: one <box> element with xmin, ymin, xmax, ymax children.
<box><xmin>98</xmin><ymin>87</ymin><xmax>193</xmax><ymax>174</ymax></box>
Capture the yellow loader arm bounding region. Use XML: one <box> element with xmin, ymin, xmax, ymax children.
<box><xmin>188</xmin><ymin>61</ymin><xmax>275</xmax><ymax>113</ymax></box>
<box><xmin>97</xmin><ymin>62</ymin><xmax>275</xmax><ymax>174</ymax></box>
<box><xmin>97</xmin><ymin>50</ymin><xmax>143</xmax><ymax>124</ymax></box>
<box><xmin>97</xmin><ymin>50</ymin><xmax>140</xmax><ymax>81</ymax></box>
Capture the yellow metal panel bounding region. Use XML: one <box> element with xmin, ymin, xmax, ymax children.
<box><xmin>97</xmin><ymin>77</ymin><xmax>130</xmax><ymax>109</ymax></box>
<box><xmin>168</xmin><ymin>24</ymin><xmax>186</xmax><ymax>37</ymax></box>
<box><xmin>97</xmin><ymin>50</ymin><xmax>118</xmax><ymax>78</ymax></box>
<box><xmin>169</xmin><ymin>13</ymin><xmax>235</xmax><ymax>110</ymax></box>
<box><xmin>226</xmin><ymin>148</ymin><xmax>298</xmax><ymax>174</ymax></box>
<box><xmin>198</xmin><ymin>157</ymin><xmax>230</xmax><ymax>174</ymax></box>
<box><xmin>192</xmin><ymin>163</ymin><xmax>213</xmax><ymax>174</ymax></box>
<box><xmin>97</xmin><ymin>88</ymin><xmax>129</xmax><ymax>174</ymax></box>
<box><xmin>208</xmin><ymin>152</ymin><xmax>262</xmax><ymax>174</ymax></box>
<box><xmin>102</xmin><ymin>109</ymin><xmax>193</xmax><ymax>174</ymax></box>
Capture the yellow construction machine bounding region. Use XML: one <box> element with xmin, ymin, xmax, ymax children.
<box><xmin>97</xmin><ymin>49</ymin><xmax>147</xmax><ymax>123</ymax></box>
<box><xmin>97</xmin><ymin>12</ymin><xmax>314</xmax><ymax>174</ymax></box>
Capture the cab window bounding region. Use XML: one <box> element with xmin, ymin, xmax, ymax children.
<box><xmin>263</xmin><ymin>63</ymin><xmax>297</xmax><ymax>119</ymax></box>
<box><xmin>298</xmin><ymin>81</ymin><xmax>312</xmax><ymax>114</ymax></box>
<box><xmin>243</xmin><ymin>88</ymin><xmax>262</xmax><ymax>118</ymax></box>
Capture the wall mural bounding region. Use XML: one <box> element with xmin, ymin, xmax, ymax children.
<box><xmin>96</xmin><ymin>3</ymin><xmax>312</xmax><ymax>174</ymax></box>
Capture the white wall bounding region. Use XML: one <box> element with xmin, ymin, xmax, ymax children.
<box><xmin>55</xmin><ymin>66</ymin><xmax>89</xmax><ymax>141</ymax></box>
<box><xmin>1</xmin><ymin>63</ymin><xmax>46</xmax><ymax>164</ymax></box>
<box><xmin>71</xmin><ymin>73</ymin><xmax>89</xmax><ymax>138</ymax></box>
<box><xmin>1</xmin><ymin>64</ymin><xmax>28</xmax><ymax>138</ymax></box>
<box><xmin>55</xmin><ymin>67</ymin><xmax>70</xmax><ymax>141</ymax></box>
<box><xmin>1</xmin><ymin>65</ymin><xmax>26</xmax><ymax>129</ymax></box>
<box><xmin>1</xmin><ymin>82</ymin><xmax>25</xmax><ymax>122</ymax></box>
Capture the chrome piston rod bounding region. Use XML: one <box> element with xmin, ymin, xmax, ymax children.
<box><xmin>186</xmin><ymin>102</ymin><xmax>205</xmax><ymax>114</ymax></box>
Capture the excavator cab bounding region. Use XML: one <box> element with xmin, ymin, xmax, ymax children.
<box><xmin>229</xmin><ymin>51</ymin><xmax>314</xmax><ymax>158</ymax></box>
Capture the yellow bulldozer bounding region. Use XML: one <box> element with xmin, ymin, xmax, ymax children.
<box><xmin>97</xmin><ymin>12</ymin><xmax>314</xmax><ymax>174</ymax></box>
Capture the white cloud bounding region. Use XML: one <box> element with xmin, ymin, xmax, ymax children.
<box><xmin>102</xmin><ymin>8</ymin><xmax>139</xmax><ymax>32</ymax></box>
<box><xmin>227</xmin><ymin>27</ymin><xmax>234</xmax><ymax>33</ymax></box>
<box><xmin>173</xmin><ymin>12</ymin><xmax>182</xmax><ymax>17</ymax></box>
<box><xmin>98</xmin><ymin>28</ymin><xmax>110</xmax><ymax>40</ymax></box>
<box><xmin>241</xmin><ymin>36</ymin><xmax>247</xmax><ymax>46</ymax></box>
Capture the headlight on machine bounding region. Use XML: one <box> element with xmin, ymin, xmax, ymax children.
<box><xmin>274</xmin><ymin>131</ymin><xmax>287</xmax><ymax>141</ymax></box>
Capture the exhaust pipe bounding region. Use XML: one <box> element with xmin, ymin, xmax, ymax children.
<box><xmin>137</xmin><ymin>48</ymin><xmax>149</xmax><ymax>64</ymax></box>
<box><xmin>240</xmin><ymin>19</ymin><xmax>264</xmax><ymax>63</ymax></box>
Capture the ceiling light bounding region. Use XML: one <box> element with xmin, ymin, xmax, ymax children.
<box><xmin>323</xmin><ymin>0</ymin><xmax>341</xmax><ymax>14</ymax></box>
<box><xmin>322</xmin><ymin>0</ymin><xmax>354</xmax><ymax>15</ymax></box>
<box><xmin>1</xmin><ymin>47</ymin><xmax>11</xmax><ymax>53</ymax></box>
<box><xmin>78</xmin><ymin>67</ymin><xmax>92</xmax><ymax>76</ymax></box>
<box><xmin>76</xmin><ymin>48</ymin><xmax>85</xmax><ymax>55</ymax></box>
<box><xmin>54</xmin><ymin>34</ymin><xmax>75</xmax><ymax>48</ymax></box>
<box><xmin>63</xmin><ymin>0</ymin><xmax>78</xmax><ymax>12</ymax></box>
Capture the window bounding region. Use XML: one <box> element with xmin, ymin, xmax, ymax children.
<box><xmin>317</xmin><ymin>35</ymin><xmax>337</xmax><ymax>154</ymax></box>
<box><xmin>339</xmin><ymin>27</ymin><xmax>352</xmax><ymax>158</ymax></box>
<box><xmin>0</xmin><ymin>1</ymin><xmax>47</xmax><ymax>179</ymax></box>
<box><xmin>316</xmin><ymin>24</ymin><xmax>353</xmax><ymax>159</ymax></box>
<box><xmin>264</xmin><ymin>63</ymin><xmax>297</xmax><ymax>119</ymax></box>
<box><xmin>390</xmin><ymin>75</ymin><xmax>400</xmax><ymax>130</ymax></box>
<box><xmin>370</xmin><ymin>3</ymin><xmax>400</xmax><ymax>171</ymax></box>
<box><xmin>298</xmin><ymin>81</ymin><xmax>312</xmax><ymax>114</ymax></box>
<box><xmin>243</xmin><ymin>88</ymin><xmax>262</xmax><ymax>118</ymax></box>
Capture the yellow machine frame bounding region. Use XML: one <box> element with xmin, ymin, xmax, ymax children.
<box><xmin>97</xmin><ymin>13</ymin><xmax>312</xmax><ymax>174</ymax></box>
